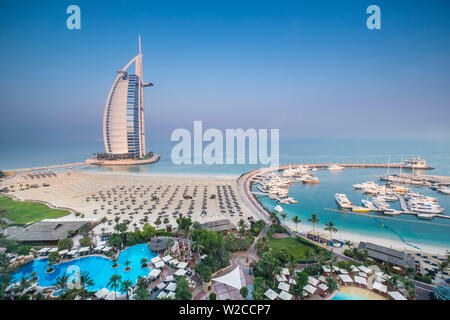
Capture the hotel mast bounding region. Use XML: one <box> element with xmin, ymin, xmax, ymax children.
<box><xmin>102</xmin><ymin>36</ymin><xmax>152</xmax><ymax>159</ymax></box>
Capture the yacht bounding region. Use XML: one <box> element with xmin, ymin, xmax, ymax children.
<box><xmin>377</xmin><ymin>193</ymin><xmax>398</xmax><ymax>202</ymax></box>
<box><xmin>353</xmin><ymin>181</ymin><xmax>379</xmax><ymax>190</ymax></box>
<box><xmin>383</xmin><ymin>209</ymin><xmax>402</xmax><ymax>216</ymax></box>
<box><xmin>303</xmin><ymin>176</ymin><xmax>319</xmax><ymax>184</ymax></box>
<box><xmin>403</xmin><ymin>157</ymin><xmax>429</xmax><ymax>169</ymax></box>
<box><xmin>438</xmin><ymin>187</ymin><xmax>450</xmax><ymax>195</ymax></box>
<box><xmin>335</xmin><ymin>193</ymin><xmax>354</xmax><ymax>209</ymax></box>
<box><xmin>390</xmin><ymin>185</ymin><xmax>409</xmax><ymax>194</ymax></box>
<box><xmin>362</xmin><ymin>199</ymin><xmax>381</xmax><ymax>211</ymax></box>
<box><xmin>372</xmin><ymin>197</ymin><xmax>390</xmax><ymax>210</ymax></box>
<box><xmin>328</xmin><ymin>164</ymin><xmax>344</xmax><ymax>171</ymax></box>
<box><xmin>417</xmin><ymin>213</ymin><xmax>434</xmax><ymax>220</ymax></box>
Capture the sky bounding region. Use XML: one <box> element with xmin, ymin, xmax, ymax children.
<box><xmin>0</xmin><ymin>0</ymin><xmax>449</xmax><ymax>146</ymax></box>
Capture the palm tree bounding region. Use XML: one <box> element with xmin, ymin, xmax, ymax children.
<box><xmin>80</xmin><ymin>271</ymin><xmax>94</xmax><ymax>289</ymax></box>
<box><xmin>120</xmin><ymin>279</ymin><xmax>133</xmax><ymax>300</ymax></box>
<box><xmin>141</xmin><ymin>258</ymin><xmax>148</xmax><ymax>268</ymax></box>
<box><xmin>324</xmin><ymin>221</ymin><xmax>338</xmax><ymax>243</ymax></box>
<box><xmin>280</xmin><ymin>212</ymin><xmax>287</xmax><ymax>224</ymax></box>
<box><xmin>192</xmin><ymin>242</ymin><xmax>203</xmax><ymax>258</ymax></box>
<box><xmin>270</xmin><ymin>212</ymin><xmax>280</xmax><ymax>225</ymax></box>
<box><xmin>0</xmin><ymin>208</ymin><xmax>8</xmax><ymax>223</ymax></box>
<box><xmin>17</xmin><ymin>275</ymin><xmax>33</xmax><ymax>295</ymax></box>
<box><xmin>272</xmin><ymin>265</ymin><xmax>282</xmax><ymax>287</ymax></box>
<box><xmin>308</xmin><ymin>214</ymin><xmax>320</xmax><ymax>234</ymax></box>
<box><xmin>292</xmin><ymin>216</ymin><xmax>301</xmax><ymax>232</ymax></box>
<box><xmin>124</xmin><ymin>260</ymin><xmax>131</xmax><ymax>271</ymax></box>
<box><xmin>166</xmin><ymin>238</ymin><xmax>174</xmax><ymax>253</ymax></box>
<box><xmin>111</xmin><ymin>256</ymin><xmax>118</xmax><ymax>268</ymax></box>
<box><xmin>305</xmin><ymin>248</ymin><xmax>312</xmax><ymax>268</ymax></box>
<box><xmin>53</xmin><ymin>273</ymin><xmax>69</xmax><ymax>291</ymax></box>
<box><xmin>238</xmin><ymin>219</ymin><xmax>246</xmax><ymax>234</ymax></box>
<box><xmin>107</xmin><ymin>274</ymin><xmax>122</xmax><ymax>300</ymax></box>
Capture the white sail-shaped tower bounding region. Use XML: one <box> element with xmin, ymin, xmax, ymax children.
<box><xmin>102</xmin><ymin>36</ymin><xmax>152</xmax><ymax>159</ymax></box>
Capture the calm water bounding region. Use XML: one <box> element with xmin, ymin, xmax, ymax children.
<box><xmin>1</xmin><ymin>138</ymin><xmax>449</xmax><ymax>176</ymax></box>
<box><xmin>12</xmin><ymin>244</ymin><xmax>157</xmax><ymax>292</ymax></box>
<box><xmin>332</xmin><ymin>291</ymin><xmax>368</xmax><ymax>300</ymax></box>
<box><xmin>254</xmin><ymin>168</ymin><xmax>450</xmax><ymax>251</ymax></box>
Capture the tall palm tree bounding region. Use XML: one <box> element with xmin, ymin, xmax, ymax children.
<box><xmin>324</xmin><ymin>221</ymin><xmax>338</xmax><ymax>243</ymax></box>
<box><xmin>107</xmin><ymin>274</ymin><xmax>122</xmax><ymax>300</ymax></box>
<box><xmin>308</xmin><ymin>214</ymin><xmax>320</xmax><ymax>234</ymax></box>
<box><xmin>292</xmin><ymin>216</ymin><xmax>301</xmax><ymax>232</ymax></box>
<box><xmin>120</xmin><ymin>280</ymin><xmax>133</xmax><ymax>300</ymax></box>
<box><xmin>140</xmin><ymin>258</ymin><xmax>148</xmax><ymax>268</ymax></box>
<box><xmin>280</xmin><ymin>213</ymin><xmax>287</xmax><ymax>224</ymax></box>
<box><xmin>124</xmin><ymin>260</ymin><xmax>131</xmax><ymax>271</ymax></box>
<box><xmin>305</xmin><ymin>248</ymin><xmax>312</xmax><ymax>268</ymax></box>
<box><xmin>272</xmin><ymin>265</ymin><xmax>282</xmax><ymax>287</ymax></box>
<box><xmin>238</xmin><ymin>219</ymin><xmax>246</xmax><ymax>235</ymax></box>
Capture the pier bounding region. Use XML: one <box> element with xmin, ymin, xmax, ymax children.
<box><xmin>4</xmin><ymin>162</ymin><xmax>87</xmax><ymax>176</ymax></box>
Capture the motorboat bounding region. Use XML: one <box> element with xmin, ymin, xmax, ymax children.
<box><xmin>328</xmin><ymin>164</ymin><xmax>344</xmax><ymax>171</ymax></box>
<box><xmin>335</xmin><ymin>193</ymin><xmax>354</xmax><ymax>209</ymax></box>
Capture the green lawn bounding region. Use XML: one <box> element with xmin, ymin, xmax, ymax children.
<box><xmin>267</xmin><ymin>236</ymin><xmax>330</xmax><ymax>262</ymax></box>
<box><xmin>0</xmin><ymin>196</ymin><xmax>69</xmax><ymax>224</ymax></box>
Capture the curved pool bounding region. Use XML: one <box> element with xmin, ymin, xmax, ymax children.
<box><xmin>331</xmin><ymin>286</ymin><xmax>386</xmax><ymax>300</ymax></box>
<box><xmin>12</xmin><ymin>243</ymin><xmax>157</xmax><ymax>293</ymax></box>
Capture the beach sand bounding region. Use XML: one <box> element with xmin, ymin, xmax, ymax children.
<box><xmin>1</xmin><ymin>171</ymin><xmax>252</xmax><ymax>231</ymax></box>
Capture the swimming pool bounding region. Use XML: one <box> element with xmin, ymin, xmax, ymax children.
<box><xmin>331</xmin><ymin>287</ymin><xmax>386</xmax><ymax>300</ymax></box>
<box><xmin>12</xmin><ymin>243</ymin><xmax>157</xmax><ymax>293</ymax></box>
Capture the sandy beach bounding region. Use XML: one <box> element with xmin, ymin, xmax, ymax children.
<box><xmin>1</xmin><ymin>171</ymin><xmax>253</xmax><ymax>231</ymax></box>
<box><xmin>282</xmin><ymin>220</ymin><xmax>449</xmax><ymax>256</ymax></box>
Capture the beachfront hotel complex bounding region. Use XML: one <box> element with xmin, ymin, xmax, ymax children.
<box><xmin>102</xmin><ymin>36</ymin><xmax>153</xmax><ymax>159</ymax></box>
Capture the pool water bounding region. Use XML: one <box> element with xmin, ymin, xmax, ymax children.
<box><xmin>332</xmin><ymin>291</ymin><xmax>366</xmax><ymax>300</ymax></box>
<box><xmin>331</xmin><ymin>287</ymin><xmax>386</xmax><ymax>300</ymax></box>
<box><xmin>12</xmin><ymin>243</ymin><xmax>157</xmax><ymax>293</ymax></box>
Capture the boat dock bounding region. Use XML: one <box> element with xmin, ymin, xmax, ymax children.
<box><xmin>324</xmin><ymin>208</ymin><xmax>450</xmax><ymax>223</ymax></box>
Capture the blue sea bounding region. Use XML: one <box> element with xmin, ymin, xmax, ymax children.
<box><xmin>1</xmin><ymin>138</ymin><xmax>449</xmax><ymax>251</ymax></box>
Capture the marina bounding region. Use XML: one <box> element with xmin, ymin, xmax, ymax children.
<box><xmin>241</xmin><ymin>161</ymin><xmax>450</xmax><ymax>253</ymax></box>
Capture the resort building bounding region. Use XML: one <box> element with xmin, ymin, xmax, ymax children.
<box><xmin>102</xmin><ymin>36</ymin><xmax>153</xmax><ymax>159</ymax></box>
<box><xmin>357</xmin><ymin>242</ymin><xmax>416</xmax><ymax>269</ymax></box>
<box><xmin>200</xmin><ymin>219</ymin><xmax>236</xmax><ymax>235</ymax></box>
<box><xmin>5</xmin><ymin>220</ymin><xmax>88</xmax><ymax>243</ymax></box>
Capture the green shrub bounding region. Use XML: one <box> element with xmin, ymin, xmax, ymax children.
<box><xmin>57</xmin><ymin>238</ymin><xmax>73</xmax><ymax>250</ymax></box>
<box><xmin>209</xmin><ymin>293</ymin><xmax>216</xmax><ymax>300</ymax></box>
<box><xmin>414</xmin><ymin>274</ymin><xmax>432</xmax><ymax>284</ymax></box>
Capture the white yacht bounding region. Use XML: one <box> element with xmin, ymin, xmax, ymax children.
<box><xmin>335</xmin><ymin>193</ymin><xmax>354</xmax><ymax>209</ymax></box>
<box><xmin>438</xmin><ymin>187</ymin><xmax>450</xmax><ymax>195</ymax></box>
<box><xmin>403</xmin><ymin>157</ymin><xmax>428</xmax><ymax>169</ymax></box>
<box><xmin>328</xmin><ymin>164</ymin><xmax>344</xmax><ymax>171</ymax></box>
<box><xmin>362</xmin><ymin>199</ymin><xmax>381</xmax><ymax>211</ymax></box>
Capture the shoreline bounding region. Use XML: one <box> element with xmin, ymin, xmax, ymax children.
<box><xmin>281</xmin><ymin>219</ymin><xmax>449</xmax><ymax>255</ymax></box>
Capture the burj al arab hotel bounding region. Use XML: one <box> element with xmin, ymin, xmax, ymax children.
<box><xmin>102</xmin><ymin>36</ymin><xmax>153</xmax><ymax>160</ymax></box>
